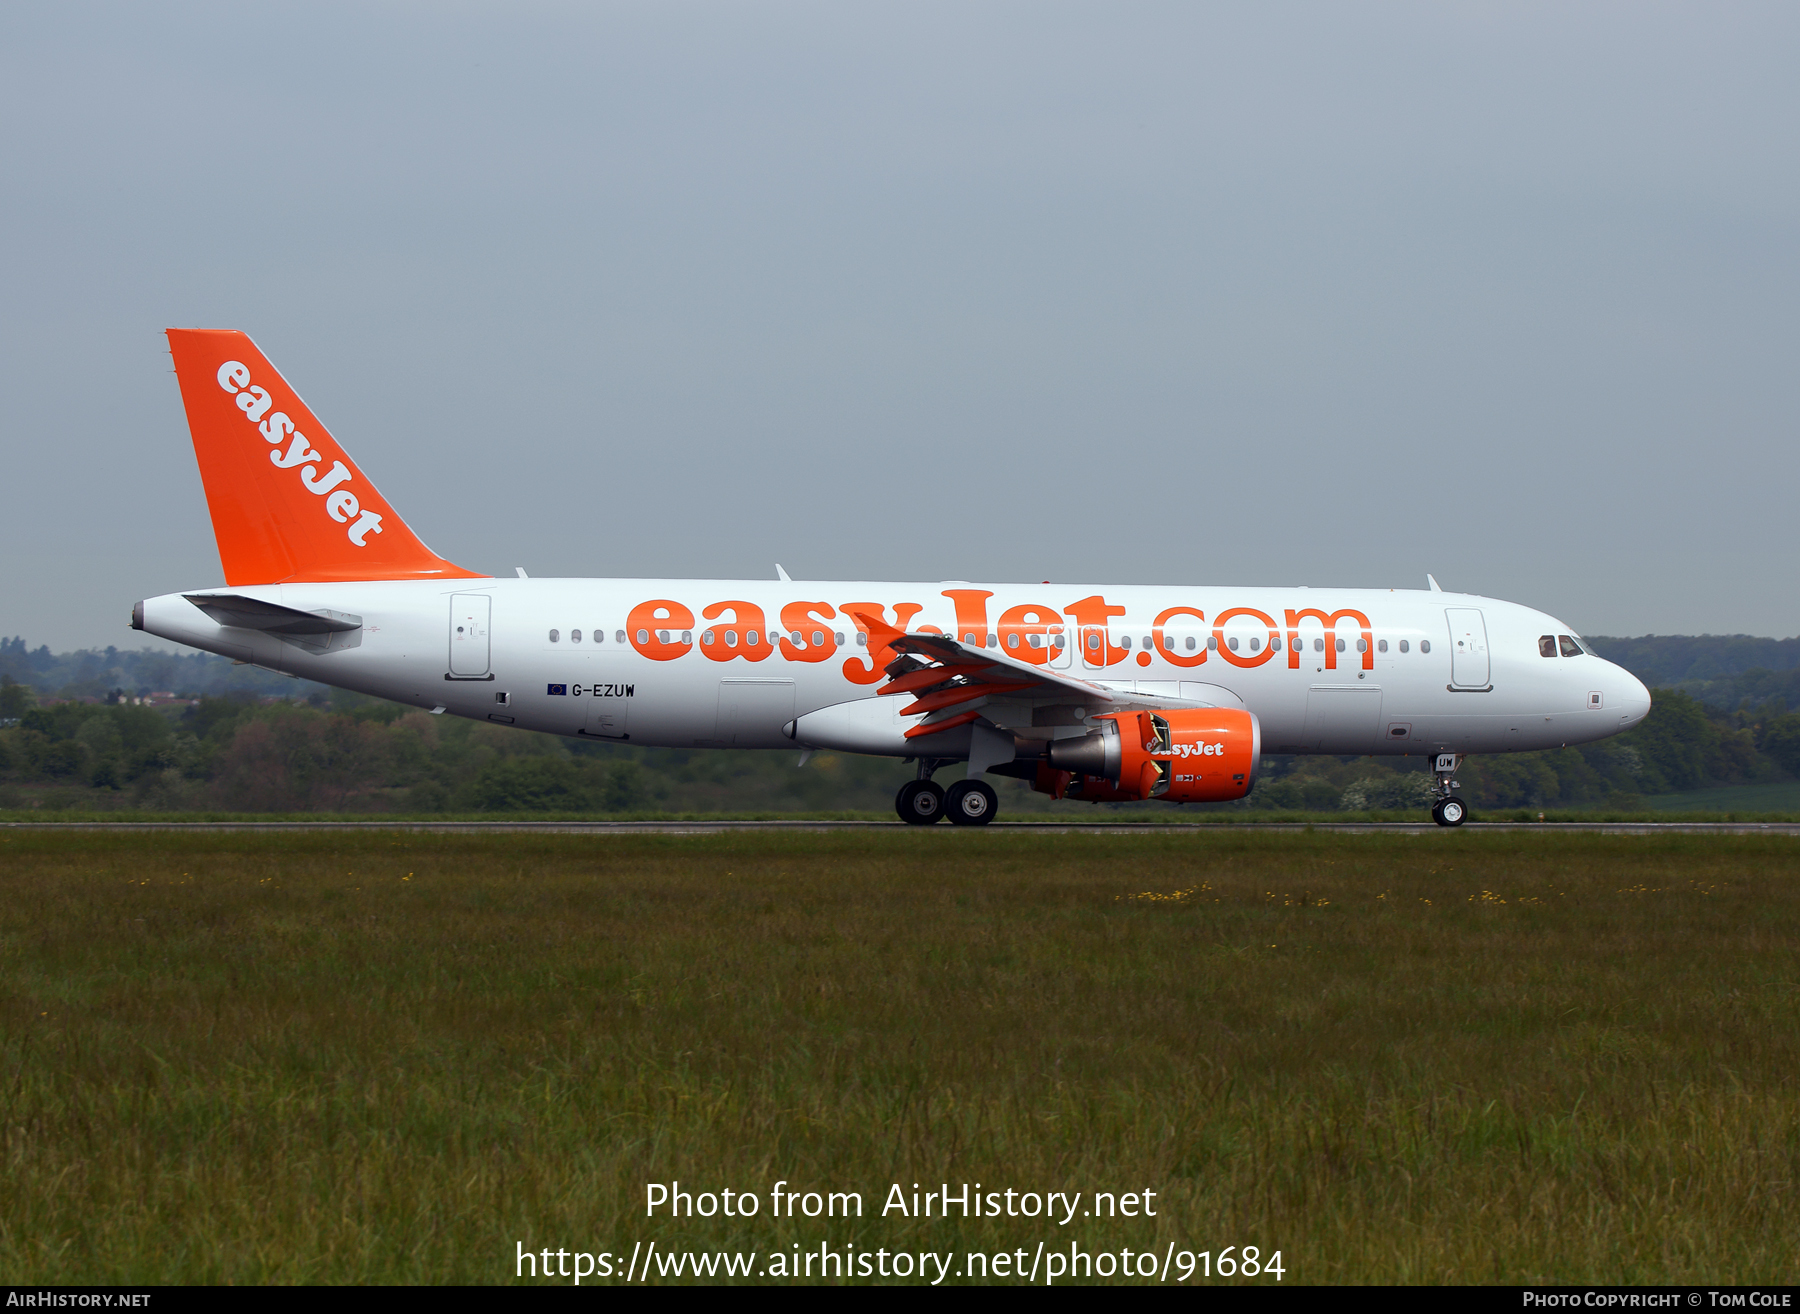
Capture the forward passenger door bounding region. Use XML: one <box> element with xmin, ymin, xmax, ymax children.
<box><xmin>1445</xmin><ymin>608</ymin><xmax>1490</xmax><ymax>689</ymax></box>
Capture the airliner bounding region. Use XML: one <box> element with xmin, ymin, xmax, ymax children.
<box><xmin>132</xmin><ymin>330</ymin><xmax>1653</xmax><ymax>826</ymax></box>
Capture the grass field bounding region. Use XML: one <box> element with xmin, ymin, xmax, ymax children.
<box><xmin>7</xmin><ymin>803</ymin><xmax>1800</xmax><ymax>824</ymax></box>
<box><xmin>1641</xmin><ymin>781</ymin><xmax>1800</xmax><ymax>813</ymax></box>
<box><xmin>1</xmin><ymin>830</ymin><xmax>1796</xmax><ymax>1284</ymax></box>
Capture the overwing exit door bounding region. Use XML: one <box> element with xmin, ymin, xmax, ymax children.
<box><xmin>449</xmin><ymin>594</ymin><xmax>491</xmax><ymax>677</ymax></box>
<box><xmin>1445</xmin><ymin>608</ymin><xmax>1490</xmax><ymax>688</ymax></box>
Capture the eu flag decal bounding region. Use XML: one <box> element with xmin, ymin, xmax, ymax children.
<box><xmin>547</xmin><ymin>683</ymin><xmax>568</xmax><ymax>696</ymax></box>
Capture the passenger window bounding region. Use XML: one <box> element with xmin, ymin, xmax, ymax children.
<box><xmin>1539</xmin><ymin>635</ymin><xmax>1557</xmax><ymax>658</ymax></box>
<box><xmin>1207</xmin><ymin>636</ymin><xmax>1218</xmax><ymax>651</ymax></box>
<box><xmin>549</xmin><ymin>629</ymin><xmax>560</xmax><ymax>643</ymax></box>
<box><xmin>616</xmin><ymin>630</ymin><xmax>626</xmax><ymax>644</ymax></box>
<box><xmin>1185</xmin><ymin>636</ymin><xmax>1196</xmax><ymax>651</ymax></box>
<box><xmin>1121</xmin><ymin>636</ymin><xmax>1132</xmax><ymax>650</ymax></box>
<box><xmin>570</xmin><ymin>629</ymin><xmax>582</xmax><ymax>643</ymax></box>
<box><xmin>1399</xmin><ymin>640</ymin><xmax>1409</xmax><ymax>653</ymax></box>
<box><xmin>1377</xmin><ymin>639</ymin><xmax>1387</xmax><ymax>653</ymax></box>
<box><xmin>1314</xmin><ymin>638</ymin><xmax>1324</xmax><ymax>653</ymax></box>
<box><xmin>1420</xmin><ymin>640</ymin><xmax>1431</xmax><ymax>653</ymax></box>
<box><xmin>1335</xmin><ymin>638</ymin><xmax>1346</xmax><ymax>653</ymax></box>
<box><xmin>725</xmin><ymin>630</ymin><xmax>738</xmax><ymax>647</ymax></box>
<box><xmin>1271</xmin><ymin>637</ymin><xmax>1282</xmax><ymax>652</ymax></box>
<box><xmin>701</xmin><ymin>630</ymin><xmax>714</xmax><ymax>645</ymax></box>
<box><xmin>1559</xmin><ymin>635</ymin><xmax>1582</xmax><ymax>657</ymax></box>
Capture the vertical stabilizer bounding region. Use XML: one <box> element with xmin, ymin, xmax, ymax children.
<box><xmin>166</xmin><ymin>329</ymin><xmax>485</xmax><ymax>585</ymax></box>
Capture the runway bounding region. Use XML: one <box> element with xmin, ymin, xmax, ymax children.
<box><xmin>6</xmin><ymin>820</ymin><xmax>1798</xmax><ymax>836</ymax></box>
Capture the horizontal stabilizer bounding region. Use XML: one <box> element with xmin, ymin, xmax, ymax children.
<box><xmin>184</xmin><ymin>593</ymin><xmax>362</xmax><ymax>636</ymax></box>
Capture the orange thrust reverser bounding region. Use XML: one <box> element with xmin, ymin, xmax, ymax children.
<box><xmin>1041</xmin><ymin>708</ymin><xmax>1261</xmax><ymax>804</ymax></box>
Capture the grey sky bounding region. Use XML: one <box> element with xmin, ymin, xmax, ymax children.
<box><xmin>3</xmin><ymin>2</ymin><xmax>1796</xmax><ymax>650</ymax></box>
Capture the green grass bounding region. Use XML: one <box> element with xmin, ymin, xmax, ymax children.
<box><xmin>1</xmin><ymin>830</ymin><xmax>1797</xmax><ymax>1284</ymax></box>
<box><xmin>6</xmin><ymin>807</ymin><xmax>1800</xmax><ymax>825</ymax></box>
<box><xmin>1640</xmin><ymin>781</ymin><xmax>1800</xmax><ymax>813</ymax></box>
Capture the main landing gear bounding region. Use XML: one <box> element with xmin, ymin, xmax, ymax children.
<box><xmin>895</xmin><ymin>779</ymin><xmax>943</xmax><ymax>825</ymax></box>
<box><xmin>945</xmin><ymin>779</ymin><xmax>998</xmax><ymax>825</ymax></box>
<box><xmin>896</xmin><ymin>760</ymin><xmax>998</xmax><ymax>826</ymax></box>
<box><xmin>1431</xmin><ymin>753</ymin><xmax>1468</xmax><ymax>827</ymax></box>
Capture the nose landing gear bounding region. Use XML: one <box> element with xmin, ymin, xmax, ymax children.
<box><xmin>1431</xmin><ymin>797</ymin><xmax>1467</xmax><ymax>826</ymax></box>
<box><xmin>1430</xmin><ymin>753</ymin><xmax>1468</xmax><ymax>827</ymax></box>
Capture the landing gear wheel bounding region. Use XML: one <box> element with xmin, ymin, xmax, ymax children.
<box><xmin>1435</xmin><ymin>796</ymin><xmax>1467</xmax><ymax>827</ymax></box>
<box><xmin>945</xmin><ymin>779</ymin><xmax>998</xmax><ymax>826</ymax></box>
<box><xmin>896</xmin><ymin>780</ymin><xmax>945</xmax><ymax>825</ymax></box>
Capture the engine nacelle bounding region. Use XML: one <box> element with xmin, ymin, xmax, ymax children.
<box><xmin>1045</xmin><ymin>708</ymin><xmax>1261</xmax><ymax>803</ymax></box>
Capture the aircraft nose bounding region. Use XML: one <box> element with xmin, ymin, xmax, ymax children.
<box><xmin>1618</xmin><ymin>669</ymin><xmax>1651</xmax><ymax>727</ymax></box>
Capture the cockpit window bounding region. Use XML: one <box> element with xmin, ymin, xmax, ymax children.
<box><xmin>1558</xmin><ymin>635</ymin><xmax>1582</xmax><ymax>657</ymax></box>
<box><xmin>1538</xmin><ymin>635</ymin><xmax>1557</xmax><ymax>658</ymax></box>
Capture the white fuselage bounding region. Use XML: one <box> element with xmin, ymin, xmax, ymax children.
<box><xmin>136</xmin><ymin>579</ymin><xmax>1652</xmax><ymax>761</ymax></box>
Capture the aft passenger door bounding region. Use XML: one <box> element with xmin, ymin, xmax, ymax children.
<box><xmin>1445</xmin><ymin>608</ymin><xmax>1490</xmax><ymax>688</ymax></box>
<box><xmin>448</xmin><ymin>594</ymin><xmax>491</xmax><ymax>677</ymax></box>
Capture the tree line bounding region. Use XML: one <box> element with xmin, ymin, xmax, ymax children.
<box><xmin>0</xmin><ymin>678</ymin><xmax>919</xmax><ymax>815</ymax></box>
<box><xmin>2</xmin><ymin>632</ymin><xmax>1798</xmax><ymax>814</ymax></box>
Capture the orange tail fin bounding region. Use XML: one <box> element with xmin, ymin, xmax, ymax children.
<box><xmin>166</xmin><ymin>329</ymin><xmax>485</xmax><ymax>585</ymax></box>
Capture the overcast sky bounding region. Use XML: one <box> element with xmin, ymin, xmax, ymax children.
<box><xmin>2</xmin><ymin>2</ymin><xmax>1796</xmax><ymax>650</ymax></box>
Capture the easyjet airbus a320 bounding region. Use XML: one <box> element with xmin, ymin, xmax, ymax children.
<box><xmin>133</xmin><ymin>330</ymin><xmax>1652</xmax><ymax>826</ymax></box>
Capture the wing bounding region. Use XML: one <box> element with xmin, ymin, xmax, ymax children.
<box><xmin>842</xmin><ymin>605</ymin><xmax>1219</xmax><ymax>741</ymax></box>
